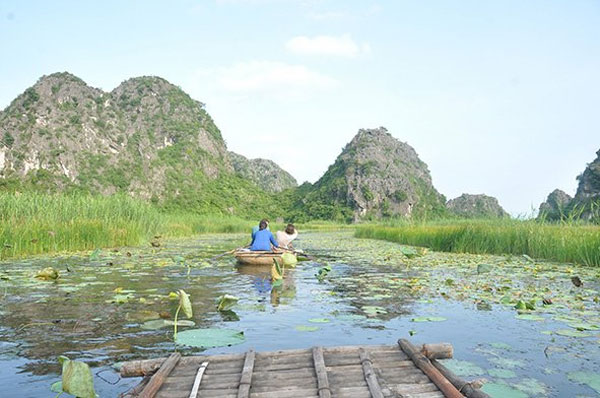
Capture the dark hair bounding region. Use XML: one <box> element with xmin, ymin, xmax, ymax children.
<box><xmin>260</xmin><ymin>218</ymin><xmax>269</xmax><ymax>225</ymax></box>
<box><xmin>259</xmin><ymin>220</ymin><xmax>268</xmax><ymax>230</ymax></box>
<box><xmin>285</xmin><ymin>223</ymin><xmax>295</xmax><ymax>235</ymax></box>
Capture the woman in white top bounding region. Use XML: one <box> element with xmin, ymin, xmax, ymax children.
<box><xmin>276</xmin><ymin>224</ymin><xmax>298</xmax><ymax>249</ymax></box>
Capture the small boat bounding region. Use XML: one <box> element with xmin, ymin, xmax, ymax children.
<box><xmin>234</xmin><ymin>250</ymin><xmax>296</xmax><ymax>266</ymax></box>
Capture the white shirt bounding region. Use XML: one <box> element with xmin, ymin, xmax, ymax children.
<box><xmin>276</xmin><ymin>230</ymin><xmax>298</xmax><ymax>249</ymax></box>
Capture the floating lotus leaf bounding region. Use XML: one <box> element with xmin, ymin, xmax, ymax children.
<box><xmin>440</xmin><ymin>359</ymin><xmax>485</xmax><ymax>377</ymax></box>
<box><xmin>411</xmin><ymin>316</ymin><xmax>447</xmax><ymax>322</ymax></box>
<box><xmin>295</xmin><ymin>325</ymin><xmax>320</xmax><ymax>332</ymax></box>
<box><xmin>217</xmin><ymin>294</ymin><xmax>239</xmax><ymax>311</ymax></box>
<box><xmin>175</xmin><ymin>328</ymin><xmax>245</xmax><ymax>348</ymax></box>
<box><xmin>515</xmin><ymin>378</ymin><xmax>548</xmax><ymax>395</ymax></box>
<box><xmin>141</xmin><ymin>319</ymin><xmax>195</xmax><ymax>330</ymax></box>
<box><xmin>567</xmin><ymin>371</ymin><xmax>600</xmax><ymax>393</ymax></box>
<box><xmin>477</xmin><ymin>264</ymin><xmax>492</xmax><ymax>274</ymax></box>
<box><xmin>488</xmin><ymin>368</ymin><xmax>517</xmax><ymax>379</ymax></box>
<box><xmin>481</xmin><ymin>382</ymin><xmax>528</xmax><ymax>398</ymax></box>
<box><xmin>567</xmin><ymin>322</ymin><xmax>599</xmax><ymax>331</ymax></box>
<box><xmin>57</xmin><ymin>356</ymin><xmax>96</xmax><ymax>398</ymax></box>
<box><xmin>515</xmin><ymin>314</ymin><xmax>545</xmax><ymax>321</ymax></box>
<box><xmin>555</xmin><ymin>329</ymin><xmax>592</xmax><ymax>338</ymax></box>
<box><xmin>361</xmin><ymin>306</ymin><xmax>387</xmax><ymax>315</ymax></box>
<box><xmin>308</xmin><ymin>318</ymin><xmax>330</xmax><ymax>323</ymax></box>
<box><xmin>488</xmin><ymin>357</ymin><xmax>525</xmax><ymax>369</ymax></box>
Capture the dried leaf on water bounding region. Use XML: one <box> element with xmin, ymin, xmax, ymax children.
<box><xmin>217</xmin><ymin>294</ymin><xmax>239</xmax><ymax>311</ymax></box>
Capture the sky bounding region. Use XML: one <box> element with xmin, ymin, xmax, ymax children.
<box><xmin>0</xmin><ymin>0</ymin><xmax>599</xmax><ymax>216</ymax></box>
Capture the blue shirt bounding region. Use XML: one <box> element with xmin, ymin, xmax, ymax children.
<box><xmin>250</xmin><ymin>229</ymin><xmax>278</xmax><ymax>251</ymax></box>
<box><xmin>251</xmin><ymin>225</ymin><xmax>269</xmax><ymax>240</ymax></box>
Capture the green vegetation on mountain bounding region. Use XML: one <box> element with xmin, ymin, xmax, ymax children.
<box><xmin>447</xmin><ymin>193</ymin><xmax>509</xmax><ymax>219</ymax></box>
<box><xmin>229</xmin><ymin>152</ymin><xmax>297</xmax><ymax>193</ymax></box>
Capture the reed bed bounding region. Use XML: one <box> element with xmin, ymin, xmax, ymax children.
<box><xmin>0</xmin><ymin>193</ymin><xmax>349</xmax><ymax>258</ymax></box>
<box><xmin>355</xmin><ymin>219</ymin><xmax>600</xmax><ymax>266</ymax></box>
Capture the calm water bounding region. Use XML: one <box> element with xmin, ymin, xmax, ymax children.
<box><xmin>0</xmin><ymin>232</ymin><xmax>598</xmax><ymax>397</ymax></box>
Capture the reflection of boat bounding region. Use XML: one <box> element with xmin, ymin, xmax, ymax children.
<box><xmin>234</xmin><ymin>250</ymin><xmax>296</xmax><ymax>266</ymax></box>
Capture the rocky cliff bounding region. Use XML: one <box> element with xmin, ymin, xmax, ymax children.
<box><xmin>538</xmin><ymin>189</ymin><xmax>572</xmax><ymax>221</ymax></box>
<box><xmin>290</xmin><ymin>127</ymin><xmax>446</xmax><ymax>221</ymax></box>
<box><xmin>0</xmin><ymin>72</ymin><xmax>231</xmax><ymax>197</ymax></box>
<box><xmin>447</xmin><ymin>193</ymin><xmax>509</xmax><ymax>218</ymax></box>
<box><xmin>229</xmin><ymin>152</ymin><xmax>297</xmax><ymax>193</ymax></box>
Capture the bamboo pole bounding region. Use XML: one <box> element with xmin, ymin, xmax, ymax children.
<box><xmin>139</xmin><ymin>352</ymin><xmax>181</xmax><ymax>398</ymax></box>
<box><xmin>312</xmin><ymin>346</ymin><xmax>331</xmax><ymax>398</ymax></box>
<box><xmin>398</xmin><ymin>339</ymin><xmax>464</xmax><ymax>398</ymax></box>
<box><xmin>238</xmin><ymin>349</ymin><xmax>256</xmax><ymax>398</ymax></box>
<box><xmin>188</xmin><ymin>361</ymin><xmax>209</xmax><ymax>398</ymax></box>
<box><xmin>358</xmin><ymin>348</ymin><xmax>384</xmax><ymax>398</ymax></box>
<box><xmin>432</xmin><ymin>359</ymin><xmax>490</xmax><ymax>398</ymax></box>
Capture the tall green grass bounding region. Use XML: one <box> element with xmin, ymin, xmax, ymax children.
<box><xmin>0</xmin><ymin>192</ymin><xmax>349</xmax><ymax>258</ymax></box>
<box><xmin>355</xmin><ymin>219</ymin><xmax>600</xmax><ymax>266</ymax></box>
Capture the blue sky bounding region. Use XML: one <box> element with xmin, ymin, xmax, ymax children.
<box><xmin>1</xmin><ymin>0</ymin><xmax>599</xmax><ymax>215</ymax></box>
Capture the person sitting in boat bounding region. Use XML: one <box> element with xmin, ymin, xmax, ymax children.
<box><xmin>251</xmin><ymin>218</ymin><xmax>269</xmax><ymax>240</ymax></box>
<box><xmin>250</xmin><ymin>220</ymin><xmax>279</xmax><ymax>251</ymax></box>
<box><xmin>276</xmin><ymin>223</ymin><xmax>298</xmax><ymax>249</ymax></box>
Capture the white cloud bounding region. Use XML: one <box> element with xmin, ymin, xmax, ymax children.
<box><xmin>216</xmin><ymin>61</ymin><xmax>338</xmax><ymax>92</ymax></box>
<box><xmin>285</xmin><ymin>34</ymin><xmax>370</xmax><ymax>57</ymax></box>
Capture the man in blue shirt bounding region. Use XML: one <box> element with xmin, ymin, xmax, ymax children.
<box><xmin>250</xmin><ymin>220</ymin><xmax>279</xmax><ymax>251</ymax></box>
<box><xmin>251</xmin><ymin>218</ymin><xmax>269</xmax><ymax>240</ymax></box>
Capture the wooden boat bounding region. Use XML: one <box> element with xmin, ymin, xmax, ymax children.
<box><xmin>234</xmin><ymin>250</ymin><xmax>296</xmax><ymax>266</ymax></box>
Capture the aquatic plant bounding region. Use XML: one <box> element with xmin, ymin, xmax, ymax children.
<box><xmin>173</xmin><ymin>289</ymin><xmax>192</xmax><ymax>341</ymax></box>
<box><xmin>356</xmin><ymin>219</ymin><xmax>600</xmax><ymax>266</ymax></box>
<box><xmin>50</xmin><ymin>356</ymin><xmax>96</xmax><ymax>398</ymax></box>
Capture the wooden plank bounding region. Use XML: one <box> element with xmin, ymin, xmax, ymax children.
<box><xmin>398</xmin><ymin>339</ymin><xmax>464</xmax><ymax>398</ymax></box>
<box><xmin>431</xmin><ymin>359</ymin><xmax>490</xmax><ymax>398</ymax></box>
<box><xmin>312</xmin><ymin>346</ymin><xmax>331</xmax><ymax>398</ymax></box>
<box><xmin>139</xmin><ymin>352</ymin><xmax>181</xmax><ymax>398</ymax></box>
<box><xmin>238</xmin><ymin>349</ymin><xmax>256</xmax><ymax>398</ymax></box>
<box><xmin>188</xmin><ymin>361</ymin><xmax>209</xmax><ymax>398</ymax></box>
<box><xmin>358</xmin><ymin>348</ymin><xmax>384</xmax><ymax>398</ymax></box>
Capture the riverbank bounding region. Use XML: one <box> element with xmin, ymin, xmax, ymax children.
<box><xmin>356</xmin><ymin>219</ymin><xmax>600</xmax><ymax>266</ymax></box>
<box><xmin>0</xmin><ymin>192</ymin><xmax>346</xmax><ymax>258</ymax></box>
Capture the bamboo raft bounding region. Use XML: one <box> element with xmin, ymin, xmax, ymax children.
<box><xmin>119</xmin><ymin>339</ymin><xmax>490</xmax><ymax>398</ymax></box>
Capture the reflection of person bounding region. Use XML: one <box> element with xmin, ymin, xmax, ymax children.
<box><xmin>250</xmin><ymin>220</ymin><xmax>278</xmax><ymax>251</ymax></box>
<box><xmin>251</xmin><ymin>218</ymin><xmax>269</xmax><ymax>240</ymax></box>
<box><xmin>276</xmin><ymin>224</ymin><xmax>298</xmax><ymax>249</ymax></box>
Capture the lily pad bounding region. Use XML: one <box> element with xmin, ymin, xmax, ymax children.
<box><xmin>567</xmin><ymin>322</ymin><xmax>599</xmax><ymax>331</ymax></box>
<box><xmin>481</xmin><ymin>382</ymin><xmax>528</xmax><ymax>398</ymax></box>
<box><xmin>488</xmin><ymin>368</ymin><xmax>517</xmax><ymax>378</ymax></box>
<box><xmin>141</xmin><ymin>319</ymin><xmax>195</xmax><ymax>330</ymax></box>
<box><xmin>361</xmin><ymin>306</ymin><xmax>387</xmax><ymax>315</ymax></box>
<box><xmin>440</xmin><ymin>359</ymin><xmax>485</xmax><ymax>377</ymax></box>
<box><xmin>295</xmin><ymin>325</ymin><xmax>320</xmax><ymax>332</ymax></box>
<box><xmin>411</xmin><ymin>316</ymin><xmax>447</xmax><ymax>322</ymax></box>
<box><xmin>477</xmin><ymin>263</ymin><xmax>493</xmax><ymax>274</ymax></box>
<box><xmin>282</xmin><ymin>252</ymin><xmax>298</xmax><ymax>267</ymax></box>
<box><xmin>308</xmin><ymin>318</ymin><xmax>330</xmax><ymax>323</ymax></box>
<box><xmin>515</xmin><ymin>314</ymin><xmax>545</xmax><ymax>321</ymax></box>
<box><xmin>556</xmin><ymin>329</ymin><xmax>592</xmax><ymax>338</ymax></box>
<box><xmin>35</xmin><ymin>267</ymin><xmax>59</xmax><ymax>280</ymax></box>
<box><xmin>567</xmin><ymin>371</ymin><xmax>600</xmax><ymax>393</ymax></box>
<box><xmin>175</xmin><ymin>328</ymin><xmax>245</xmax><ymax>348</ymax></box>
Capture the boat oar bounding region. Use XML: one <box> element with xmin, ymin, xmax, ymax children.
<box><xmin>209</xmin><ymin>247</ymin><xmax>246</xmax><ymax>262</ymax></box>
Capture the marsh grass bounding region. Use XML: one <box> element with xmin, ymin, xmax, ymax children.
<box><xmin>355</xmin><ymin>219</ymin><xmax>600</xmax><ymax>266</ymax></box>
<box><xmin>0</xmin><ymin>193</ymin><xmax>349</xmax><ymax>258</ymax></box>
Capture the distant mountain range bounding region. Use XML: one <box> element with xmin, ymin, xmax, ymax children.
<box><xmin>0</xmin><ymin>72</ymin><xmax>519</xmax><ymax>221</ymax></box>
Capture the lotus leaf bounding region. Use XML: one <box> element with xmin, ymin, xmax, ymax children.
<box><xmin>477</xmin><ymin>264</ymin><xmax>492</xmax><ymax>274</ymax></box>
<box><xmin>35</xmin><ymin>267</ymin><xmax>59</xmax><ymax>280</ymax></box>
<box><xmin>217</xmin><ymin>294</ymin><xmax>239</xmax><ymax>311</ymax></box>
<box><xmin>178</xmin><ymin>290</ymin><xmax>193</xmax><ymax>318</ymax></box>
<box><xmin>411</xmin><ymin>316</ymin><xmax>447</xmax><ymax>322</ymax></box>
<box><xmin>282</xmin><ymin>252</ymin><xmax>298</xmax><ymax>267</ymax></box>
<box><xmin>175</xmin><ymin>328</ymin><xmax>245</xmax><ymax>348</ymax></box>
<box><xmin>57</xmin><ymin>356</ymin><xmax>96</xmax><ymax>398</ymax></box>
<box><xmin>567</xmin><ymin>371</ymin><xmax>600</xmax><ymax>393</ymax></box>
<box><xmin>556</xmin><ymin>329</ymin><xmax>592</xmax><ymax>338</ymax></box>
<box><xmin>488</xmin><ymin>368</ymin><xmax>517</xmax><ymax>378</ymax></box>
<box><xmin>440</xmin><ymin>359</ymin><xmax>485</xmax><ymax>377</ymax></box>
<box><xmin>481</xmin><ymin>382</ymin><xmax>528</xmax><ymax>398</ymax></box>
<box><xmin>295</xmin><ymin>325</ymin><xmax>320</xmax><ymax>332</ymax></box>
<box><xmin>141</xmin><ymin>319</ymin><xmax>195</xmax><ymax>330</ymax></box>
<box><xmin>308</xmin><ymin>318</ymin><xmax>330</xmax><ymax>323</ymax></box>
<box><xmin>515</xmin><ymin>314</ymin><xmax>545</xmax><ymax>321</ymax></box>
